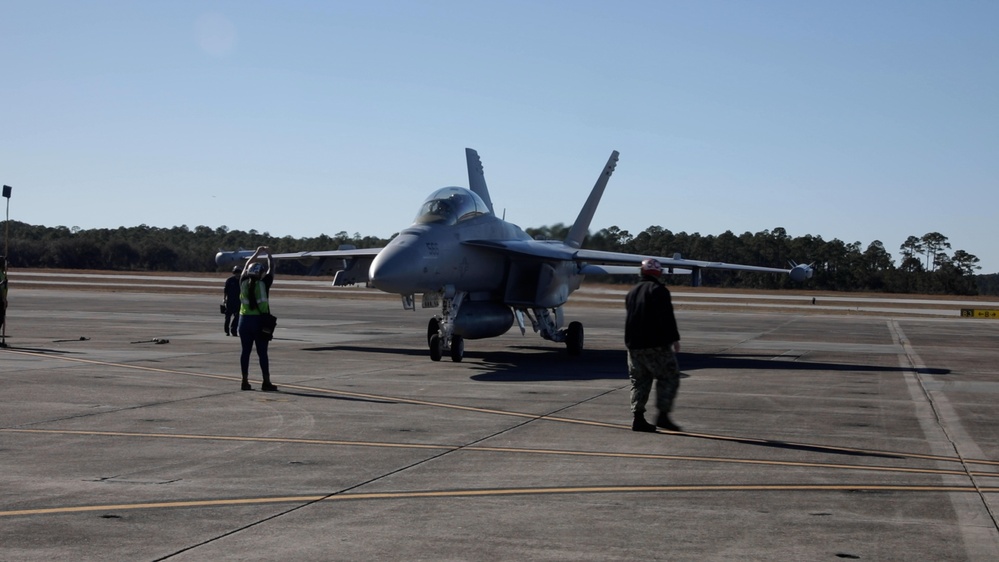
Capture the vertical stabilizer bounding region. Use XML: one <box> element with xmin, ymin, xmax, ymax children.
<box><xmin>465</xmin><ymin>148</ymin><xmax>495</xmax><ymax>215</ymax></box>
<box><xmin>564</xmin><ymin>151</ymin><xmax>619</xmax><ymax>249</ymax></box>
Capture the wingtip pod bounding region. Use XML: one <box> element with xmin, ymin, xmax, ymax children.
<box><xmin>215</xmin><ymin>249</ymin><xmax>255</xmax><ymax>268</ymax></box>
<box><xmin>789</xmin><ymin>263</ymin><xmax>814</xmax><ymax>282</ymax></box>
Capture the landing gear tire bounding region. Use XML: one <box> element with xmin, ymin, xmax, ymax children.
<box><xmin>427</xmin><ymin>317</ymin><xmax>440</xmax><ymax>347</ymax></box>
<box><xmin>450</xmin><ymin>335</ymin><xmax>464</xmax><ymax>363</ymax></box>
<box><xmin>566</xmin><ymin>321</ymin><xmax>584</xmax><ymax>356</ymax></box>
<box><xmin>429</xmin><ymin>334</ymin><xmax>442</xmax><ymax>362</ymax></box>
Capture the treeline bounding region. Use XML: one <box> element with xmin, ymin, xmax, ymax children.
<box><xmin>976</xmin><ymin>274</ymin><xmax>999</xmax><ymax>296</ymax></box>
<box><xmin>1</xmin><ymin>222</ymin><xmax>388</xmax><ymax>275</ymax></box>
<box><xmin>529</xmin><ymin>224</ymin><xmax>986</xmax><ymax>295</ymax></box>
<box><xmin>1</xmin><ymin>221</ymin><xmax>991</xmax><ymax>295</ymax></box>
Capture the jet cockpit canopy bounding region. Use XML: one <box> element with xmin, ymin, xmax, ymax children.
<box><xmin>414</xmin><ymin>187</ymin><xmax>491</xmax><ymax>225</ymax></box>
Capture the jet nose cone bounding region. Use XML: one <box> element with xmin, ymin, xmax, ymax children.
<box><xmin>369</xmin><ymin>237</ymin><xmax>418</xmax><ymax>294</ymax></box>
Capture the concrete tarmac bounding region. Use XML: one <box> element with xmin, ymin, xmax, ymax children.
<box><xmin>1</xmin><ymin>279</ymin><xmax>998</xmax><ymax>561</ymax></box>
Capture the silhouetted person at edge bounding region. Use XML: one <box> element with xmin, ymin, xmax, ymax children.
<box><xmin>0</xmin><ymin>256</ymin><xmax>8</xmax><ymax>345</ymax></box>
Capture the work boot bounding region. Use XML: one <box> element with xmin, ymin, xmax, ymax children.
<box><xmin>656</xmin><ymin>414</ymin><xmax>682</xmax><ymax>432</ymax></box>
<box><xmin>632</xmin><ymin>414</ymin><xmax>657</xmax><ymax>433</ymax></box>
<box><xmin>241</xmin><ymin>381</ymin><xmax>252</xmax><ymax>391</ymax></box>
<box><xmin>261</xmin><ymin>382</ymin><xmax>278</xmax><ymax>392</ymax></box>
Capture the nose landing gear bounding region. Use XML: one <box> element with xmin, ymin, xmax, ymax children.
<box><xmin>427</xmin><ymin>316</ymin><xmax>463</xmax><ymax>362</ymax></box>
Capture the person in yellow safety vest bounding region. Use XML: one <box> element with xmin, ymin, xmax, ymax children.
<box><xmin>238</xmin><ymin>246</ymin><xmax>277</xmax><ymax>391</ymax></box>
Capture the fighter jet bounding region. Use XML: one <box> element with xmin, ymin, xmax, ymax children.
<box><xmin>216</xmin><ymin>149</ymin><xmax>812</xmax><ymax>362</ymax></box>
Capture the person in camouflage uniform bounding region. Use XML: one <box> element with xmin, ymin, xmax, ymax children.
<box><xmin>625</xmin><ymin>258</ymin><xmax>682</xmax><ymax>433</ymax></box>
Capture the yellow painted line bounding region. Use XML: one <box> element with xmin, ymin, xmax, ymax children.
<box><xmin>3</xmin><ymin>428</ymin><xmax>454</xmax><ymax>451</ymax></box>
<box><xmin>3</xmin><ymin>484</ymin><xmax>999</xmax><ymax>518</ymax></box>
<box><xmin>5</xmin><ymin>428</ymin><xmax>996</xmax><ymax>479</ymax></box>
<box><xmin>340</xmin><ymin>484</ymin><xmax>999</xmax><ymax>498</ymax></box>
<box><xmin>0</xmin><ymin>348</ymin><xmax>236</xmax><ymax>381</ymax></box>
<box><xmin>470</xmin><ymin>445</ymin><xmax>999</xmax><ymax>479</ymax></box>
<box><xmin>4</xmin><ymin>348</ymin><xmax>998</xmax><ymax>468</ymax></box>
<box><xmin>672</xmin><ymin>429</ymin><xmax>999</xmax><ymax>468</ymax></box>
<box><xmin>0</xmin><ymin>496</ymin><xmax>327</xmax><ymax>517</ymax></box>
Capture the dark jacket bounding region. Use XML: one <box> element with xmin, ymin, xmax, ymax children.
<box><xmin>624</xmin><ymin>276</ymin><xmax>680</xmax><ymax>350</ymax></box>
<box><xmin>224</xmin><ymin>274</ymin><xmax>241</xmax><ymax>313</ymax></box>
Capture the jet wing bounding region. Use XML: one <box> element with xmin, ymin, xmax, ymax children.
<box><xmin>273</xmin><ymin>248</ymin><xmax>382</xmax><ymax>286</ymax></box>
<box><xmin>463</xmin><ymin>240</ymin><xmax>809</xmax><ymax>282</ymax></box>
<box><xmin>578</xmin><ymin>264</ymin><xmax>691</xmax><ymax>276</ymax></box>
<box><xmin>573</xmin><ymin>248</ymin><xmax>791</xmax><ymax>274</ymax></box>
<box><xmin>271</xmin><ymin>248</ymin><xmax>382</xmax><ymax>260</ymax></box>
<box><xmin>216</xmin><ymin>247</ymin><xmax>382</xmax><ymax>286</ymax></box>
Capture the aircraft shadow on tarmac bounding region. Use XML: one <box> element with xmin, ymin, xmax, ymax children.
<box><xmin>688</xmin><ymin>432</ymin><xmax>905</xmax><ymax>459</ymax></box>
<box><xmin>680</xmin><ymin>353</ymin><xmax>950</xmax><ymax>376</ymax></box>
<box><xmin>277</xmin><ymin>390</ymin><xmax>397</xmax><ymax>405</ymax></box>
<box><xmin>301</xmin><ymin>345</ymin><xmax>948</xmax><ymax>380</ymax></box>
<box><xmin>469</xmin><ymin>347</ymin><xmax>627</xmax><ymax>381</ymax></box>
<box><xmin>301</xmin><ymin>344</ymin><xmax>628</xmax><ymax>381</ymax></box>
<box><xmin>2</xmin><ymin>346</ymin><xmax>79</xmax><ymax>355</ymax></box>
<box><xmin>470</xmin><ymin>350</ymin><xmax>949</xmax><ymax>381</ymax></box>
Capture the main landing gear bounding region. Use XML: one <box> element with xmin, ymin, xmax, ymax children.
<box><xmin>424</xmin><ymin>292</ymin><xmax>585</xmax><ymax>362</ymax></box>
<box><xmin>517</xmin><ymin>307</ymin><xmax>584</xmax><ymax>357</ymax></box>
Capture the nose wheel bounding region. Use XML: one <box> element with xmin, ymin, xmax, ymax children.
<box><xmin>427</xmin><ymin>317</ymin><xmax>464</xmax><ymax>362</ymax></box>
<box><xmin>427</xmin><ymin>317</ymin><xmax>440</xmax><ymax>348</ymax></box>
<box><xmin>429</xmin><ymin>333</ymin><xmax>443</xmax><ymax>361</ymax></box>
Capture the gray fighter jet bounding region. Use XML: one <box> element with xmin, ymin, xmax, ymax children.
<box><xmin>216</xmin><ymin>149</ymin><xmax>812</xmax><ymax>362</ymax></box>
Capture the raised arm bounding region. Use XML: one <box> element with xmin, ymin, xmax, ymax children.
<box><xmin>241</xmin><ymin>246</ymin><xmax>272</xmax><ymax>277</ymax></box>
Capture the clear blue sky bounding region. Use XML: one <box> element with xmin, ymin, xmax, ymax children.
<box><xmin>2</xmin><ymin>1</ymin><xmax>997</xmax><ymax>273</ymax></box>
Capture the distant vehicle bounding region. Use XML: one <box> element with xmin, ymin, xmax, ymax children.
<box><xmin>217</xmin><ymin>149</ymin><xmax>812</xmax><ymax>362</ymax></box>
